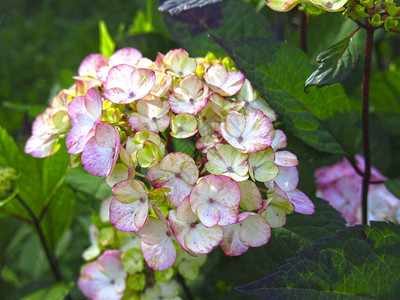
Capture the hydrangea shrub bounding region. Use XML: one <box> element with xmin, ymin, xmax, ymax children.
<box><xmin>26</xmin><ymin>47</ymin><xmax>315</xmax><ymax>298</ymax></box>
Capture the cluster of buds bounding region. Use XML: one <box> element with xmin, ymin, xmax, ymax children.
<box><xmin>78</xmin><ymin>197</ymin><xmax>204</xmax><ymax>300</ymax></box>
<box><xmin>345</xmin><ymin>0</ymin><xmax>400</xmax><ymax>30</ymax></box>
<box><xmin>26</xmin><ymin>47</ymin><xmax>314</xmax><ymax>276</ymax></box>
<box><xmin>315</xmin><ymin>155</ymin><xmax>400</xmax><ymax>225</ymax></box>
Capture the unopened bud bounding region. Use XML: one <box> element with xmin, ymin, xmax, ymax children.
<box><xmin>380</xmin><ymin>2</ymin><xmax>387</xmax><ymax>9</ymax></box>
<box><xmin>0</xmin><ymin>167</ymin><xmax>17</xmax><ymax>198</ymax></box>
<box><xmin>375</xmin><ymin>6</ymin><xmax>382</xmax><ymax>12</ymax></box>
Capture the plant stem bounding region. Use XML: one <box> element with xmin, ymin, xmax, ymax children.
<box><xmin>16</xmin><ymin>195</ymin><xmax>62</xmax><ymax>282</ymax></box>
<box><xmin>176</xmin><ymin>273</ymin><xmax>194</xmax><ymax>300</ymax></box>
<box><xmin>300</xmin><ymin>11</ymin><xmax>309</xmax><ymax>53</ymax></box>
<box><xmin>361</xmin><ymin>27</ymin><xmax>374</xmax><ymax>225</ymax></box>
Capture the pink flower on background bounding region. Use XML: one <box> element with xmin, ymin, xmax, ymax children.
<box><xmin>78</xmin><ymin>250</ymin><xmax>127</xmax><ymax>300</ymax></box>
<box><xmin>315</xmin><ymin>155</ymin><xmax>400</xmax><ymax>225</ymax></box>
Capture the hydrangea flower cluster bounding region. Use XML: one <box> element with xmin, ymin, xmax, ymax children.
<box><xmin>79</xmin><ymin>197</ymin><xmax>203</xmax><ymax>300</ymax></box>
<box><xmin>315</xmin><ymin>155</ymin><xmax>400</xmax><ymax>225</ymax></box>
<box><xmin>265</xmin><ymin>0</ymin><xmax>348</xmax><ymax>13</ymax></box>
<box><xmin>26</xmin><ymin>47</ymin><xmax>314</xmax><ymax>274</ymax></box>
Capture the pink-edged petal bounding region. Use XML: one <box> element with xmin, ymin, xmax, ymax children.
<box><xmin>220</xmin><ymin>223</ymin><xmax>249</xmax><ymax>256</ymax></box>
<box><xmin>238</xmin><ymin>213</ymin><xmax>271</xmax><ymax>247</ymax></box>
<box><xmin>141</xmin><ymin>237</ymin><xmax>176</xmax><ymax>271</ymax></box>
<box><xmin>128</xmin><ymin>68</ymin><xmax>156</xmax><ymax>101</ymax></box>
<box><xmin>184</xmin><ymin>223</ymin><xmax>223</xmax><ymax>254</ymax></box>
<box><xmin>78</xmin><ymin>250</ymin><xmax>126</xmax><ymax>300</ymax></box>
<box><xmin>274</xmin><ymin>166</ymin><xmax>299</xmax><ymax>192</ymax></box>
<box><xmin>190</xmin><ymin>175</ymin><xmax>241</xmax><ymax>227</ymax></box>
<box><xmin>109</xmin><ymin>197</ymin><xmax>149</xmax><ymax>232</ymax></box>
<box><xmin>204</xmin><ymin>64</ymin><xmax>245</xmax><ymax>96</ymax></box>
<box><xmin>109</xmin><ymin>47</ymin><xmax>142</xmax><ymax>67</ymax></box>
<box><xmin>135</xmin><ymin>216</ymin><xmax>167</xmax><ymax>245</ymax></box>
<box><xmin>274</xmin><ymin>151</ymin><xmax>298</xmax><ymax>167</ymax></box>
<box><xmin>168</xmin><ymin>75</ymin><xmax>209</xmax><ymax>115</ymax></box>
<box><xmin>221</xmin><ymin>109</ymin><xmax>271</xmax><ymax>153</ymax></box>
<box><xmin>238</xmin><ymin>180</ymin><xmax>263</xmax><ymax>211</ymax></box>
<box><xmin>163</xmin><ymin>49</ymin><xmax>197</xmax><ymax>77</ymax></box>
<box><xmin>286</xmin><ymin>188</ymin><xmax>315</xmax><ymax>215</ymax></box>
<box><xmin>81</xmin><ymin>123</ymin><xmax>120</xmax><ymax>177</ymax></box>
<box><xmin>66</xmin><ymin>88</ymin><xmax>103</xmax><ymax>154</ymax></box>
<box><xmin>78</xmin><ymin>54</ymin><xmax>107</xmax><ymax>77</ymax></box>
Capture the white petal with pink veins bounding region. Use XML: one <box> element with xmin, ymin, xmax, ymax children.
<box><xmin>78</xmin><ymin>250</ymin><xmax>126</xmax><ymax>300</ymax></box>
<box><xmin>238</xmin><ymin>213</ymin><xmax>271</xmax><ymax>247</ymax></box>
<box><xmin>81</xmin><ymin>123</ymin><xmax>120</xmax><ymax>177</ymax></box>
<box><xmin>104</xmin><ymin>65</ymin><xmax>155</xmax><ymax>104</ymax></box>
<box><xmin>168</xmin><ymin>75</ymin><xmax>209</xmax><ymax>115</ymax></box>
<box><xmin>204</xmin><ymin>64</ymin><xmax>244</xmax><ymax>96</ymax></box>
<box><xmin>78</xmin><ymin>54</ymin><xmax>107</xmax><ymax>77</ymax></box>
<box><xmin>109</xmin><ymin>197</ymin><xmax>149</xmax><ymax>232</ymax></box>
<box><xmin>141</xmin><ymin>237</ymin><xmax>176</xmax><ymax>271</ymax></box>
<box><xmin>163</xmin><ymin>49</ymin><xmax>197</xmax><ymax>77</ymax></box>
<box><xmin>190</xmin><ymin>175</ymin><xmax>240</xmax><ymax>227</ymax></box>
<box><xmin>286</xmin><ymin>188</ymin><xmax>315</xmax><ymax>215</ymax></box>
<box><xmin>221</xmin><ymin>109</ymin><xmax>272</xmax><ymax>153</ymax></box>
<box><xmin>274</xmin><ymin>166</ymin><xmax>299</xmax><ymax>192</ymax></box>
<box><xmin>220</xmin><ymin>223</ymin><xmax>248</xmax><ymax>256</ymax></box>
<box><xmin>67</xmin><ymin>88</ymin><xmax>102</xmax><ymax>154</ymax></box>
<box><xmin>275</xmin><ymin>151</ymin><xmax>298</xmax><ymax>167</ymax></box>
<box><xmin>148</xmin><ymin>153</ymin><xmax>198</xmax><ymax>207</ymax></box>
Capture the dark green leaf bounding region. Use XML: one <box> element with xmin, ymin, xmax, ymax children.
<box><xmin>159</xmin><ymin>0</ymin><xmax>223</xmax><ymax>15</ymax></box>
<box><xmin>20</xmin><ymin>281</ymin><xmax>74</xmax><ymax>300</ymax></box>
<box><xmin>214</xmin><ymin>37</ymin><xmax>355</xmax><ymax>155</ymax></box>
<box><xmin>41</xmin><ymin>184</ymin><xmax>76</xmax><ymax>251</ymax></box>
<box><xmin>370</xmin><ymin>70</ymin><xmax>400</xmax><ymax>113</ymax></box>
<box><xmin>305</xmin><ymin>34</ymin><xmax>359</xmax><ymax>89</ymax></box>
<box><xmin>237</xmin><ymin>222</ymin><xmax>400</xmax><ymax>300</ymax></box>
<box><xmin>163</xmin><ymin>0</ymin><xmax>271</xmax><ymax>57</ymax></box>
<box><xmin>65</xmin><ymin>167</ymin><xmax>112</xmax><ymax>201</ymax></box>
<box><xmin>189</xmin><ymin>198</ymin><xmax>346</xmax><ymax>299</ymax></box>
<box><xmin>385</xmin><ymin>178</ymin><xmax>400</xmax><ymax>199</ymax></box>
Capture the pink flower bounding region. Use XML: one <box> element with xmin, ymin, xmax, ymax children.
<box><xmin>78</xmin><ymin>250</ymin><xmax>127</xmax><ymax>300</ymax></box>
<box><xmin>315</xmin><ymin>155</ymin><xmax>399</xmax><ymax>225</ymax></box>
<box><xmin>81</xmin><ymin>122</ymin><xmax>120</xmax><ymax>177</ymax></box>
<box><xmin>66</xmin><ymin>88</ymin><xmax>103</xmax><ymax>154</ymax></box>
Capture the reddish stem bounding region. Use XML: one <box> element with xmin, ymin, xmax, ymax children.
<box><xmin>361</xmin><ymin>27</ymin><xmax>374</xmax><ymax>225</ymax></box>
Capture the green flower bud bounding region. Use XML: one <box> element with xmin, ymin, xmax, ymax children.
<box><xmin>121</xmin><ymin>248</ymin><xmax>144</xmax><ymax>274</ymax></box>
<box><xmin>98</xmin><ymin>226</ymin><xmax>115</xmax><ymax>246</ymax></box>
<box><xmin>126</xmin><ymin>273</ymin><xmax>146</xmax><ymax>291</ymax></box>
<box><xmin>387</xmin><ymin>4</ymin><xmax>400</xmax><ymax>17</ymax></box>
<box><xmin>384</xmin><ymin>15</ymin><xmax>399</xmax><ymax>30</ymax></box>
<box><xmin>222</xmin><ymin>56</ymin><xmax>237</xmax><ymax>71</ymax></box>
<box><xmin>355</xmin><ymin>4</ymin><xmax>369</xmax><ymax>17</ymax></box>
<box><xmin>154</xmin><ymin>268</ymin><xmax>174</xmax><ymax>282</ymax></box>
<box><xmin>0</xmin><ymin>167</ymin><xmax>17</xmax><ymax>199</ymax></box>
<box><xmin>369</xmin><ymin>13</ymin><xmax>385</xmax><ymax>26</ymax></box>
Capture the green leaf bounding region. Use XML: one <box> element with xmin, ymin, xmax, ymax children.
<box><xmin>214</xmin><ymin>37</ymin><xmax>355</xmax><ymax>155</ymax></box>
<box><xmin>190</xmin><ymin>198</ymin><xmax>346</xmax><ymax>299</ymax></box>
<box><xmin>65</xmin><ymin>167</ymin><xmax>112</xmax><ymax>201</ymax></box>
<box><xmin>41</xmin><ymin>184</ymin><xmax>76</xmax><ymax>251</ymax></box>
<box><xmin>370</xmin><ymin>70</ymin><xmax>400</xmax><ymax>113</ymax></box>
<box><xmin>237</xmin><ymin>222</ymin><xmax>400</xmax><ymax>299</ymax></box>
<box><xmin>385</xmin><ymin>178</ymin><xmax>400</xmax><ymax>199</ymax></box>
<box><xmin>20</xmin><ymin>281</ymin><xmax>74</xmax><ymax>300</ymax></box>
<box><xmin>163</xmin><ymin>0</ymin><xmax>271</xmax><ymax>56</ymax></box>
<box><xmin>0</xmin><ymin>126</ymin><xmax>19</xmax><ymax>169</ymax></box>
<box><xmin>4</xmin><ymin>146</ymin><xmax>70</xmax><ymax>220</ymax></box>
<box><xmin>305</xmin><ymin>34</ymin><xmax>359</xmax><ymax>89</ymax></box>
<box><xmin>99</xmin><ymin>20</ymin><xmax>116</xmax><ymax>59</ymax></box>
